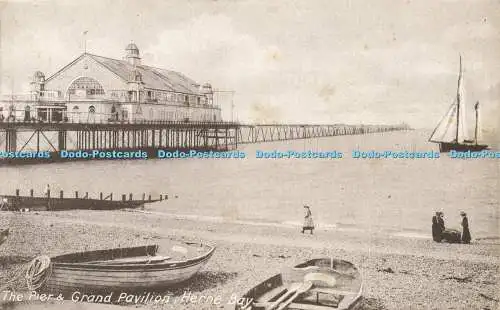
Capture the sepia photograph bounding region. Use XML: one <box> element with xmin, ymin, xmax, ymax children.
<box><xmin>0</xmin><ymin>0</ymin><xmax>498</xmax><ymax>309</ymax></box>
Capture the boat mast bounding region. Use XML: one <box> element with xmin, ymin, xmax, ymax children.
<box><xmin>474</xmin><ymin>101</ymin><xmax>479</xmax><ymax>145</ymax></box>
<box><xmin>455</xmin><ymin>55</ymin><xmax>462</xmax><ymax>143</ymax></box>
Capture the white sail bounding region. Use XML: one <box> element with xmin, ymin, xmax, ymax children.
<box><xmin>429</xmin><ymin>55</ymin><xmax>471</xmax><ymax>143</ymax></box>
<box><xmin>429</xmin><ymin>101</ymin><xmax>459</xmax><ymax>143</ymax></box>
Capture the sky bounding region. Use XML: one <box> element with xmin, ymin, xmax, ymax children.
<box><xmin>0</xmin><ymin>0</ymin><xmax>499</xmax><ymax>131</ymax></box>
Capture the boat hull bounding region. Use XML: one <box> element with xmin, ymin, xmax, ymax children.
<box><xmin>38</xmin><ymin>244</ymin><xmax>215</xmax><ymax>296</ymax></box>
<box><xmin>438</xmin><ymin>142</ymin><xmax>488</xmax><ymax>153</ymax></box>
<box><xmin>235</xmin><ymin>258</ymin><xmax>363</xmax><ymax>310</ymax></box>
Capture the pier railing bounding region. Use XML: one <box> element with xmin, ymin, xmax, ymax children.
<box><xmin>0</xmin><ymin>120</ymin><xmax>411</xmax><ymax>165</ymax></box>
<box><xmin>236</xmin><ymin>123</ymin><xmax>410</xmax><ymax>144</ymax></box>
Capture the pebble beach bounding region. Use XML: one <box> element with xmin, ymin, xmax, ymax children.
<box><xmin>0</xmin><ymin>209</ymin><xmax>498</xmax><ymax>310</ymax></box>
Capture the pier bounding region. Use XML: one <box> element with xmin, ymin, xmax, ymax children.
<box><xmin>0</xmin><ymin>119</ymin><xmax>410</xmax><ymax>165</ymax></box>
<box><xmin>236</xmin><ymin>123</ymin><xmax>409</xmax><ymax>144</ymax></box>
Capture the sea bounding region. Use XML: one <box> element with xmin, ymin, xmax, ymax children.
<box><xmin>1</xmin><ymin>129</ymin><xmax>499</xmax><ymax>239</ymax></box>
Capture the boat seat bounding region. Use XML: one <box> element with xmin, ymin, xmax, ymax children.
<box><xmin>86</xmin><ymin>255</ymin><xmax>170</xmax><ymax>265</ymax></box>
<box><xmin>309</xmin><ymin>287</ymin><xmax>357</xmax><ymax>296</ymax></box>
<box><xmin>251</xmin><ymin>301</ymin><xmax>343</xmax><ymax>310</ymax></box>
<box><xmin>288</xmin><ymin>302</ymin><xmax>341</xmax><ymax>310</ymax></box>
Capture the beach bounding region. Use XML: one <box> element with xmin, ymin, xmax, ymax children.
<box><xmin>0</xmin><ymin>130</ymin><xmax>499</xmax><ymax>309</ymax></box>
<box><xmin>1</xmin><ymin>209</ymin><xmax>498</xmax><ymax>310</ymax></box>
<box><xmin>1</xmin><ymin>0</ymin><xmax>499</xmax><ymax>308</ymax></box>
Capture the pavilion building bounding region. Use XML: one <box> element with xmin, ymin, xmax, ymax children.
<box><xmin>1</xmin><ymin>43</ymin><xmax>221</xmax><ymax>123</ymax></box>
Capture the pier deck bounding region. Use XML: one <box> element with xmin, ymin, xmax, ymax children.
<box><xmin>0</xmin><ymin>120</ymin><xmax>410</xmax><ymax>165</ymax></box>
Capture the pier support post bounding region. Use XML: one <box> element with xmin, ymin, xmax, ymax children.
<box><xmin>5</xmin><ymin>129</ymin><xmax>17</xmax><ymax>152</ymax></box>
<box><xmin>110</xmin><ymin>193</ymin><xmax>113</xmax><ymax>201</ymax></box>
<box><xmin>129</xmin><ymin>193</ymin><xmax>132</xmax><ymax>201</ymax></box>
<box><xmin>142</xmin><ymin>193</ymin><xmax>145</xmax><ymax>201</ymax></box>
<box><xmin>75</xmin><ymin>191</ymin><xmax>78</xmax><ymax>198</ymax></box>
<box><xmin>58</xmin><ymin>131</ymin><xmax>67</xmax><ymax>151</ymax></box>
<box><xmin>100</xmin><ymin>192</ymin><xmax>103</xmax><ymax>200</ymax></box>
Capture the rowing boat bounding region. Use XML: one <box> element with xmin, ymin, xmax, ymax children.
<box><xmin>28</xmin><ymin>242</ymin><xmax>215</xmax><ymax>296</ymax></box>
<box><xmin>235</xmin><ymin>258</ymin><xmax>363</xmax><ymax>310</ymax></box>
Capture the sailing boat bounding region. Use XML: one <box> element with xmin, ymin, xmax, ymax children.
<box><xmin>429</xmin><ymin>56</ymin><xmax>488</xmax><ymax>152</ymax></box>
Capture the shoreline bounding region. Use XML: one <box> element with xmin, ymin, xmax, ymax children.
<box><xmin>109</xmin><ymin>208</ymin><xmax>500</xmax><ymax>240</ymax></box>
<box><xmin>1</xmin><ymin>210</ymin><xmax>499</xmax><ymax>310</ymax></box>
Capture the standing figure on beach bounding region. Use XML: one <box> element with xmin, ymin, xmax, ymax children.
<box><xmin>44</xmin><ymin>184</ymin><xmax>50</xmax><ymax>197</ymax></box>
<box><xmin>302</xmin><ymin>205</ymin><xmax>314</xmax><ymax>234</ymax></box>
<box><xmin>432</xmin><ymin>211</ymin><xmax>444</xmax><ymax>242</ymax></box>
<box><xmin>460</xmin><ymin>211</ymin><xmax>471</xmax><ymax>244</ymax></box>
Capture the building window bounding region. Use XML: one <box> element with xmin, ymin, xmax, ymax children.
<box><xmin>67</xmin><ymin>77</ymin><xmax>105</xmax><ymax>97</ymax></box>
<box><xmin>89</xmin><ymin>106</ymin><xmax>96</xmax><ymax>113</ymax></box>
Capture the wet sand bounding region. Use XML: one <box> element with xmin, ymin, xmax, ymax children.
<box><xmin>1</xmin><ymin>210</ymin><xmax>498</xmax><ymax>310</ymax></box>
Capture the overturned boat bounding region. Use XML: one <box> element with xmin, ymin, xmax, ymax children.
<box><xmin>236</xmin><ymin>258</ymin><xmax>363</xmax><ymax>310</ymax></box>
<box><xmin>441</xmin><ymin>228</ymin><xmax>462</xmax><ymax>244</ymax></box>
<box><xmin>26</xmin><ymin>242</ymin><xmax>215</xmax><ymax>296</ymax></box>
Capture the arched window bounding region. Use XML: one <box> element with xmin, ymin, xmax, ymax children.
<box><xmin>73</xmin><ymin>106</ymin><xmax>79</xmax><ymax>111</ymax></box>
<box><xmin>89</xmin><ymin>105</ymin><xmax>96</xmax><ymax>113</ymax></box>
<box><xmin>67</xmin><ymin>77</ymin><xmax>105</xmax><ymax>97</ymax></box>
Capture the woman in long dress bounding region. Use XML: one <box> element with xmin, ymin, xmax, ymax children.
<box><xmin>460</xmin><ymin>211</ymin><xmax>471</xmax><ymax>244</ymax></box>
<box><xmin>302</xmin><ymin>205</ymin><xmax>314</xmax><ymax>234</ymax></box>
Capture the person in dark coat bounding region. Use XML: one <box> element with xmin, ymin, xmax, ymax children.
<box><xmin>432</xmin><ymin>211</ymin><xmax>443</xmax><ymax>242</ymax></box>
<box><xmin>460</xmin><ymin>211</ymin><xmax>471</xmax><ymax>244</ymax></box>
<box><xmin>438</xmin><ymin>212</ymin><xmax>445</xmax><ymax>230</ymax></box>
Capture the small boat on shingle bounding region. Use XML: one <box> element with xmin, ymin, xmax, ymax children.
<box><xmin>236</xmin><ymin>258</ymin><xmax>363</xmax><ymax>310</ymax></box>
<box><xmin>26</xmin><ymin>242</ymin><xmax>215</xmax><ymax>296</ymax></box>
